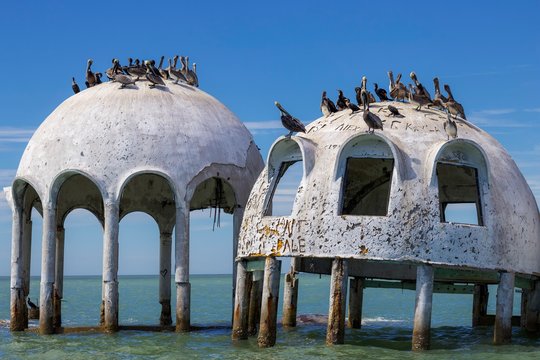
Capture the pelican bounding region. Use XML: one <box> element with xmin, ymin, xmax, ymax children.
<box><xmin>336</xmin><ymin>90</ymin><xmax>348</xmax><ymax>110</ymax></box>
<box><xmin>158</xmin><ymin>56</ymin><xmax>169</xmax><ymax>79</ymax></box>
<box><xmin>85</xmin><ymin>59</ymin><xmax>97</xmax><ymax>88</ymax></box>
<box><xmin>443</xmin><ymin>84</ymin><xmax>466</xmax><ymax>119</ymax></box>
<box><xmin>431</xmin><ymin>77</ymin><xmax>447</xmax><ymax>109</ymax></box>
<box><xmin>72</xmin><ymin>77</ymin><xmax>80</xmax><ymax>94</ymax></box>
<box><xmin>360</xmin><ymin>76</ymin><xmax>376</xmax><ymax>104</ymax></box>
<box><xmin>320</xmin><ymin>91</ymin><xmax>337</xmax><ymax>117</ymax></box>
<box><xmin>374</xmin><ymin>83</ymin><xmax>391</xmax><ymax>101</ymax></box>
<box><xmin>388</xmin><ymin>71</ymin><xmax>408</xmax><ymax>101</ymax></box>
<box><xmin>444</xmin><ymin>113</ymin><xmax>458</xmax><ymax>140</ymax></box>
<box><xmin>410</xmin><ymin>72</ymin><xmax>431</xmax><ymax>100</ymax></box>
<box><xmin>362</xmin><ymin>91</ymin><xmax>383</xmax><ymax>133</ymax></box>
<box><xmin>408</xmin><ymin>83</ymin><xmax>431</xmax><ymax>111</ymax></box>
<box><xmin>145</xmin><ymin>61</ymin><xmax>165</xmax><ymax>87</ymax></box>
<box><xmin>183</xmin><ymin>56</ymin><xmax>199</xmax><ymax>87</ymax></box>
<box><xmin>168</xmin><ymin>58</ymin><xmax>187</xmax><ymax>84</ymax></box>
<box><xmin>275</xmin><ymin>101</ymin><xmax>306</xmax><ymax>136</ymax></box>
<box><xmin>106</xmin><ymin>59</ymin><xmax>120</xmax><ymax>80</ymax></box>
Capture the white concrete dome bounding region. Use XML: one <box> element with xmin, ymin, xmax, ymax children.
<box><xmin>238</xmin><ymin>101</ymin><xmax>540</xmax><ymax>275</ymax></box>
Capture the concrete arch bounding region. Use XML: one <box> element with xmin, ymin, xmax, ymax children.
<box><xmin>116</xmin><ymin>169</ymin><xmax>179</xmax><ymax>205</ymax></box>
<box><xmin>267</xmin><ymin>136</ymin><xmax>315</xmax><ymax>181</ymax></box>
<box><xmin>189</xmin><ymin>176</ymin><xmax>238</xmax><ymax>214</ymax></box>
<box><xmin>11</xmin><ymin>177</ymin><xmax>43</xmax><ymax>212</ymax></box>
<box><xmin>50</xmin><ymin>169</ymin><xmax>107</xmax><ymax>206</ymax></box>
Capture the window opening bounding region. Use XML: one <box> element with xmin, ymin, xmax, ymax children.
<box><xmin>265</xmin><ymin>160</ymin><xmax>303</xmax><ymax>216</ymax></box>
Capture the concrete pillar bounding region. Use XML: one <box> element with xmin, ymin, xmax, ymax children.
<box><xmin>175</xmin><ymin>205</ymin><xmax>190</xmax><ymax>332</ymax></box>
<box><xmin>232</xmin><ymin>205</ymin><xmax>244</xmax><ymax>320</ymax></box>
<box><xmin>326</xmin><ymin>258</ymin><xmax>348</xmax><ymax>345</ymax></box>
<box><xmin>232</xmin><ymin>260</ymin><xmax>252</xmax><ymax>340</ymax></box>
<box><xmin>348</xmin><ymin>277</ymin><xmax>364</xmax><ymax>329</ymax></box>
<box><xmin>282</xmin><ymin>259</ymin><xmax>299</xmax><ymax>328</ymax></box>
<box><xmin>494</xmin><ymin>272</ymin><xmax>515</xmax><ymax>345</ymax></box>
<box><xmin>159</xmin><ymin>231</ymin><xmax>172</xmax><ymax>326</ymax></box>
<box><xmin>257</xmin><ymin>257</ymin><xmax>281</xmax><ymax>348</ymax></box>
<box><xmin>102</xmin><ymin>201</ymin><xmax>120</xmax><ymax>332</ymax></box>
<box><xmin>21</xmin><ymin>214</ymin><xmax>32</xmax><ymax>329</ymax></box>
<box><xmin>53</xmin><ymin>226</ymin><xmax>65</xmax><ymax>329</ymax></box>
<box><xmin>10</xmin><ymin>203</ymin><xmax>25</xmax><ymax>331</ymax></box>
<box><xmin>412</xmin><ymin>264</ymin><xmax>434</xmax><ymax>351</ymax></box>
<box><xmin>248</xmin><ymin>270</ymin><xmax>263</xmax><ymax>336</ymax></box>
<box><xmin>472</xmin><ymin>284</ymin><xmax>489</xmax><ymax>327</ymax></box>
<box><xmin>525</xmin><ymin>280</ymin><xmax>540</xmax><ymax>332</ymax></box>
<box><xmin>39</xmin><ymin>203</ymin><xmax>57</xmax><ymax>334</ymax></box>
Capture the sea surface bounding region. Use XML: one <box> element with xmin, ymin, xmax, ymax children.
<box><xmin>1</xmin><ymin>274</ymin><xmax>539</xmax><ymax>359</ymax></box>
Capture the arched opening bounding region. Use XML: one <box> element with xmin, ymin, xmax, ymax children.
<box><xmin>337</xmin><ymin>135</ymin><xmax>395</xmax><ymax>216</ymax></box>
<box><xmin>264</xmin><ymin>138</ymin><xmax>304</xmax><ymax>217</ymax></box>
<box><xmin>118</xmin><ymin>173</ymin><xmax>176</xmax><ymax>326</ymax></box>
<box><xmin>434</xmin><ymin>140</ymin><xmax>488</xmax><ymax>226</ymax></box>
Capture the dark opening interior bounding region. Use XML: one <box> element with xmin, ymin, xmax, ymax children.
<box><xmin>265</xmin><ymin>160</ymin><xmax>303</xmax><ymax>216</ymax></box>
<box><xmin>437</xmin><ymin>163</ymin><xmax>483</xmax><ymax>225</ymax></box>
<box><xmin>340</xmin><ymin>157</ymin><xmax>394</xmax><ymax>216</ymax></box>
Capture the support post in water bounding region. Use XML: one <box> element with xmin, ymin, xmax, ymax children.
<box><xmin>472</xmin><ymin>284</ymin><xmax>489</xmax><ymax>327</ymax></box>
<box><xmin>53</xmin><ymin>226</ymin><xmax>65</xmax><ymax>329</ymax></box>
<box><xmin>326</xmin><ymin>258</ymin><xmax>348</xmax><ymax>345</ymax></box>
<box><xmin>282</xmin><ymin>258</ymin><xmax>299</xmax><ymax>328</ymax></box>
<box><xmin>39</xmin><ymin>203</ymin><xmax>57</xmax><ymax>335</ymax></box>
<box><xmin>525</xmin><ymin>280</ymin><xmax>540</xmax><ymax>332</ymax></box>
<box><xmin>494</xmin><ymin>271</ymin><xmax>515</xmax><ymax>345</ymax></box>
<box><xmin>348</xmin><ymin>277</ymin><xmax>364</xmax><ymax>329</ymax></box>
<box><xmin>257</xmin><ymin>257</ymin><xmax>281</xmax><ymax>348</ymax></box>
<box><xmin>232</xmin><ymin>260</ymin><xmax>252</xmax><ymax>340</ymax></box>
<box><xmin>248</xmin><ymin>270</ymin><xmax>263</xmax><ymax>336</ymax></box>
<box><xmin>159</xmin><ymin>231</ymin><xmax>172</xmax><ymax>326</ymax></box>
<box><xmin>175</xmin><ymin>204</ymin><xmax>190</xmax><ymax>332</ymax></box>
<box><xmin>412</xmin><ymin>264</ymin><xmax>434</xmax><ymax>351</ymax></box>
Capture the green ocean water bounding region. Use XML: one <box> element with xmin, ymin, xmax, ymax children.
<box><xmin>1</xmin><ymin>274</ymin><xmax>539</xmax><ymax>359</ymax></box>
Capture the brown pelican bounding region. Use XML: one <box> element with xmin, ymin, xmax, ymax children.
<box><xmin>126</xmin><ymin>60</ymin><xmax>146</xmax><ymax>78</ymax></box>
<box><xmin>145</xmin><ymin>61</ymin><xmax>165</xmax><ymax>88</ymax></box>
<box><xmin>158</xmin><ymin>56</ymin><xmax>169</xmax><ymax>79</ymax></box>
<box><xmin>431</xmin><ymin>77</ymin><xmax>447</xmax><ymax>109</ymax></box>
<box><xmin>183</xmin><ymin>56</ymin><xmax>199</xmax><ymax>87</ymax></box>
<box><xmin>408</xmin><ymin>83</ymin><xmax>431</xmax><ymax>111</ymax></box>
<box><xmin>321</xmin><ymin>91</ymin><xmax>338</xmax><ymax>116</ymax></box>
<box><xmin>106</xmin><ymin>59</ymin><xmax>120</xmax><ymax>80</ymax></box>
<box><xmin>388</xmin><ymin>71</ymin><xmax>408</xmax><ymax>101</ymax></box>
<box><xmin>275</xmin><ymin>101</ymin><xmax>306</xmax><ymax>136</ymax></box>
<box><xmin>443</xmin><ymin>84</ymin><xmax>466</xmax><ymax>119</ymax></box>
<box><xmin>85</xmin><ymin>59</ymin><xmax>97</xmax><ymax>88</ymax></box>
<box><xmin>27</xmin><ymin>297</ymin><xmax>38</xmax><ymax>310</ymax></box>
<box><xmin>168</xmin><ymin>58</ymin><xmax>187</xmax><ymax>84</ymax></box>
<box><xmin>336</xmin><ymin>90</ymin><xmax>349</xmax><ymax>110</ymax></box>
<box><xmin>444</xmin><ymin>113</ymin><xmax>458</xmax><ymax>140</ymax></box>
<box><xmin>72</xmin><ymin>77</ymin><xmax>80</xmax><ymax>94</ymax></box>
<box><xmin>410</xmin><ymin>72</ymin><xmax>431</xmax><ymax>100</ymax></box>
<box><xmin>362</xmin><ymin>91</ymin><xmax>383</xmax><ymax>133</ymax></box>
<box><xmin>360</xmin><ymin>76</ymin><xmax>376</xmax><ymax>104</ymax></box>
<box><xmin>387</xmin><ymin>104</ymin><xmax>403</xmax><ymax>117</ymax></box>
<box><xmin>345</xmin><ymin>98</ymin><xmax>361</xmax><ymax>113</ymax></box>
<box><xmin>374</xmin><ymin>83</ymin><xmax>391</xmax><ymax>101</ymax></box>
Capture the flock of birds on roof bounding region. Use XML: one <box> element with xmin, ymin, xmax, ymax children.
<box><xmin>275</xmin><ymin>71</ymin><xmax>465</xmax><ymax>140</ymax></box>
<box><xmin>71</xmin><ymin>55</ymin><xmax>199</xmax><ymax>93</ymax></box>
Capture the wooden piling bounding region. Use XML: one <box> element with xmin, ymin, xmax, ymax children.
<box><xmin>348</xmin><ymin>277</ymin><xmax>364</xmax><ymax>329</ymax></box>
<box><xmin>232</xmin><ymin>260</ymin><xmax>252</xmax><ymax>340</ymax></box>
<box><xmin>282</xmin><ymin>260</ymin><xmax>299</xmax><ymax>328</ymax></box>
<box><xmin>525</xmin><ymin>280</ymin><xmax>540</xmax><ymax>332</ymax></box>
<box><xmin>53</xmin><ymin>226</ymin><xmax>65</xmax><ymax>329</ymax></box>
<box><xmin>257</xmin><ymin>257</ymin><xmax>281</xmax><ymax>348</ymax></box>
<box><xmin>412</xmin><ymin>264</ymin><xmax>434</xmax><ymax>351</ymax></box>
<box><xmin>159</xmin><ymin>231</ymin><xmax>172</xmax><ymax>326</ymax></box>
<box><xmin>248</xmin><ymin>270</ymin><xmax>263</xmax><ymax>336</ymax></box>
<box><xmin>102</xmin><ymin>201</ymin><xmax>119</xmax><ymax>332</ymax></box>
<box><xmin>472</xmin><ymin>284</ymin><xmax>489</xmax><ymax>327</ymax></box>
<box><xmin>175</xmin><ymin>205</ymin><xmax>190</xmax><ymax>332</ymax></box>
<box><xmin>10</xmin><ymin>205</ymin><xmax>25</xmax><ymax>331</ymax></box>
<box><xmin>326</xmin><ymin>258</ymin><xmax>348</xmax><ymax>345</ymax></box>
<box><xmin>39</xmin><ymin>204</ymin><xmax>57</xmax><ymax>335</ymax></box>
<box><xmin>494</xmin><ymin>272</ymin><xmax>515</xmax><ymax>345</ymax></box>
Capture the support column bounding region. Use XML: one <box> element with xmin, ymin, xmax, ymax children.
<box><xmin>22</xmin><ymin>214</ymin><xmax>32</xmax><ymax>329</ymax></box>
<box><xmin>248</xmin><ymin>270</ymin><xmax>263</xmax><ymax>336</ymax></box>
<box><xmin>175</xmin><ymin>204</ymin><xmax>190</xmax><ymax>332</ymax></box>
<box><xmin>39</xmin><ymin>203</ymin><xmax>57</xmax><ymax>335</ymax></box>
<box><xmin>232</xmin><ymin>260</ymin><xmax>252</xmax><ymax>340</ymax></box>
<box><xmin>102</xmin><ymin>201</ymin><xmax>119</xmax><ymax>332</ymax></box>
<box><xmin>53</xmin><ymin>226</ymin><xmax>65</xmax><ymax>329</ymax></box>
<box><xmin>326</xmin><ymin>258</ymin><xmax>348</xmax><ymax>345</ymax></box>
<box><xmin>348</xmin><ymin>277</ymin><xmax>364</xmax><ymax>329</ymax></box>
<box><xmin>10</xmin><ymin>203</ymin><xmax>25</xmax><ymax>331</ymax></box>
<box><xmin>494</xmin><ymin>272</ymin><xmax>515</xmax><ymax>345</ymax></box>
<box><xmin>159</xmin><ymin>231</ymin><xmax>172</xmax><ymax>326</ymax></box>
<box><xmin>232</xmin><ymin>205</ymin><xmax>244</xmax><ymax>321</ymax></box>
<box><xmin>257</xmin><ymin>257</ymin><xmax>281</xmax><ymax>348</ymax></box>
<box><xmin>525</xmin><ymin>280</ymin><xmax>540</xmax><ymax>332</ymax></box>
<box><xmin>412</xmin><ymin>264</ymin><xmax>434</xmax><ymax>351</ymax></box>
<box><xmin>282</xmin><ymin>258</ymin><xmax>299</xmax><ymax>328</ymax></box>
<box><xmin>472</xmin><ymin>284</ymin><xmax>489</xmax><ymax>327</ymax></box>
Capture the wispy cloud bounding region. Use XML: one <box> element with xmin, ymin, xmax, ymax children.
<box><xmin>524</xmin><ymin>108</ymin><xmax>540</xmax><ymax>113</ymax></box>
<box><xmin>468</xmin><ymin>108</ymin><xmax>538</xmax><ymax>128</ymax></box>
<box><xmin>243</xmin><ymin>120</ymin><xmax>282</xmax><ymax>130</ymax></box>
<box><xmin>0</xmin><ymin>128</ymin><xmax>35</xmax><ymax>142</ymax></box>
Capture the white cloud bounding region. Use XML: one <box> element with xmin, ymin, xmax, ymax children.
<box><xmin>524</xmin><ymin>108</ymin><xmax>540</xmax><ymax>113</ymax></box>
<box><xmin>243</xmin><ymin>120</ymin><xmax>282</xmax><ymax>130</ymax></box>
<box><xmin>473</xmin><ymin>109</ymin><xmax>516</xmax><ymax>116</ymax></box>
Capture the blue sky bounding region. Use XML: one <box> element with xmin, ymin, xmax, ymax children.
<box><xmin>0</xmin><ymin>1</ymin><xmax>538</xmax><ymax>276</ymax></box>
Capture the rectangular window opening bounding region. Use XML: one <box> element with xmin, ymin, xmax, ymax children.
<box><xmin>340</xmin><ymin>157</ymin><xmax>394</xmax><ymax>216</ymax></box>
<box><xmin>437</xmin><ymin>163</ymin><xmax>483</xmax><ymax>225</ymax></box>
<box><xmin>265</xmin><ymin>160</ymin><xmax>303</xmax><ymax>216</ymax></box>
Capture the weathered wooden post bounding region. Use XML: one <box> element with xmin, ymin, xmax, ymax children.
<box><xmin>39</xmin><ymin>202</ymin><xmax>57</xmax><ymax>334</ymax></box>
<box><xmin>102</xmin><ymin>200</ymin><xmax>119</xmax><ymax>332</ymax></box>
<box><xmin>53</xmin><ymin>226</ymin><xmax>65</xmax><ymax>329</ymax></box>
<box><xmin>348</xmin><ymin>277</ymin><xmax>364</xmax><ymax>329</ymax></box>
<box><xmin>175</xmin><ymin>204</ymin><xmax>190</xmax><ymax>332</ymax></box>
<box><xmin>232</xmin><ymin>260</ymin><xmax>252</xmax><ymax>340</ymax></box>
<box><xmin>326</xmin><ymin>258</ymin><xmax>348</xmax><ymax>345</ymax></box>
<box><xmin>412</xmin><ymin>264</ymin><xmax>434</xmax><ymax>351</ymax></box>
<box><xmin>472</xmin><ymin>284</ymin><xmax>489</xmax><ymax>327</ymax></box>
<box><xmin>494</xmin><ymin>272</ymin><xmax>515</xmax><ymax>345</ymax></box>
<box><xmin>282</xmin><ymin>258</ymin><xmax>299</xmax><ymax>328</ymax></box>
<box><xmin>525</xmin><ymin>280</ymin><xmax>540</xmax><ymax>332</ymax></box>
<box><xmin>10</xmin><ymin>202</ymin><xmax>25</xmax><ymax>331</ymax></box>
<box><xmin>257</xmin><ymin>256</ymin><xmax>281</xmax><ymax>348</ymax></box>
<box><xmin>248</xmin><ymin>270</ymin><xmax>263</xmax><ymax>336</ymax></box>
<box><xmin>159</xmin><ymin>231</ymin><xmax>172</xmax><ymax>326</ymax></box>
<box><xmin>22</xmin><ymin>213</ymin><xmax>32</xmax><ymax>329</ymax></box>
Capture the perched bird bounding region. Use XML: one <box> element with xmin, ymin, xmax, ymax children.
<box><xmin>345</xmin><ymin>98</ymin><xmax>361</xmax><ymax>113</ymax></box>
<box><xmin>145</xmin><ymin>61</ymin><xmax>165</xmax><ymax>87</ymax></box>
<box><xmin>126</xmin><ymin>59</ymin><xmax>146</xmax><ymax>78</ymax></box>
<box><xmin>183</xmin><ymin>56</ymin><xmax>199</xmax><ymax>87</ymax></box>
<box><xmin>275</xmin><ymin>101</ymin><xmax>306</xmax><ymax>136</ymax></box>
<box><xmin>320</xmin><ymin>91</ymin><xmax>338</xmax><ymax>117</ymax></box>
<box><xmin>408</xmin><ymin>83</ymin><xmax>431</xmax><ymax>111</ymax></box>
<box><xmin>409</xmin><ymin>72</ymin><xmax>431</xmax><ymax>100</ymax></box>
<box><xmin>27</xmin><ymin>297</ymin><xmax>38</xmax><ymax>310</ymax></box>
<box><xmin>360</xmin><ymin>76</ymin><xmax>376</xmax><ymax>104</ymax></box>
<box><xmin>113</xmin><ymin>73</ymin><xmax>137</xmax><ymax>88</ymax></box>
<box><xmin>95</xmin><ymin>72</ymin><xmax>102</xmax><ymax>85</ymax></box>
<box><xmin>387</xmin><ymin>104</ymin><xmax>403</xmax><ymax>117</ymax></box>
<box><xmin>374</xmin><ymin>83</ymin><xmax>391</xmax><ymax>101</ymax></box>
<box><xmin>168</xmin><ymin>58</ymin><xmax>187</xmax><ymax>84</ymax></box>
<box><xmin>336</xmin><ymin>89</ymin><xmax>349</xmax><ymax>110</ymax></box>
<box><xmin>444</xmin><ymin>113</ymin><xmax>458</xmax><ymax>140</ymax></box>
<box><xmin>431</xmin><ymin>77</ymin><xmax>447</xmax><ymax>109</ymax></box>
<box><xmin>71</xmin><ymin>77</ymin><xmax>80</xmax><ymax>94</ymax></box>
<box><xmin>192</xmin><ymin>63</ymin><xmax>197</xmax><ymax>75</ymax></box>
<box><xmin>388</xmin><ymin>71</ymin><xmax>409</xmax><ymax>101</ymax></box>
<box><xmin>443</xmin><ymin>84</ymin><xmax>466</xmax><ymax>119</ymax></box>
<box><xmin>85</xmin><ymin>59</ymin><xmax>97</xmax><ymax>88</ymax></box>
<box><xmin>158</xmin><ymin>56</ymin><xmax>169</xmax><ymax>79</ymax></box>
<box><xmin>106</xmin><ymin>59</ymin><xmax>120</xmax><ymax>80</ymax></box>
<box><xmin>361</xmin><ymin>91</ymin><xmax>383</xmax><ymax>133</ymax></box>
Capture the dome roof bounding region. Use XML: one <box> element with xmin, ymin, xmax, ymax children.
<box><xmin>238</xmin><ymin>101</ymin><xmax>540</xmax><ymax>275</ymax></box>
<box><xmin>15</xmin><ymin>81</ymin><xmax>263</xmax><ymax>205</ymax></box>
